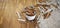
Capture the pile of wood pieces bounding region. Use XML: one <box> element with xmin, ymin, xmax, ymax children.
<box><xmin>16</xmin><ymin>0</ymin><xmax>58</xmax><ymax>28</ymax></box>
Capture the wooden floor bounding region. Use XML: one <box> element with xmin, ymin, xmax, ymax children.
<box><xmin>0</xmin><ymin>0</ymin><xmax>37</xmax><ymax>28</ymax></box>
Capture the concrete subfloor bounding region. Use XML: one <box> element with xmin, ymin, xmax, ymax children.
<box><xmin>39</xmin><ymin>7</ymin><xmax>60</xmax><ymax>28</ymax></box>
